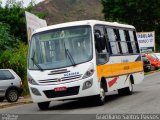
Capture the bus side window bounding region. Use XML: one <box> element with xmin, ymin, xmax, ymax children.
<box><xmin>119</xmin><ymin>29</ymin><xmax>129</xmax><ymax>54</ymax></box>
<box><xmin>94</xmin><ymin>25</ymin><xmax>108</xmax><ymax>65</ymax></box>
<box><xmin>133</xmin><ymin>31</ymin><xmax>140</xmax><ymax>53</ymax></box>
<box><xmin>124</xmin><ymin>30</ymin><xmax>133</xmax><ymax>53</ymax></box>
<box><xmin>129</xmin><ymin>31</ymin><xmax>139</xmax><ymax>54</ymax></box>
<box><xmin>106</xmin><ymin>28</ymin><xmax>121</xmax><ymax>55</ymax></box>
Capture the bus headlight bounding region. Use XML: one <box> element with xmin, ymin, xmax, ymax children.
<box><xmin>30</xmin><ymin>87</ymin><xmax>41</xmax><ymax>96</ymax></box>
<box><xmin>28</xmin><ymin>77</ymin><xmax>39</xmax><ymax>85</ymax></box>
<box><xmin>82</xmin><ymin>79</ymin><xmax>93</xmax><ymax>90</ymax></box>
<box><xmin>82</xmin><ymin>64</ymin><xmax>95</xmax><ymax>79</ymax></box>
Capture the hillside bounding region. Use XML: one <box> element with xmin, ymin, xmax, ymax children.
<box><xmin>33</xmin><ymin>0</ymin><xmax>104</xmax><ymax>25</ymax></box>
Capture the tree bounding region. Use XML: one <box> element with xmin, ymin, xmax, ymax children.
<box><xmin>101</xmin><ymin>0</ymin><xmax>160</xmax><ymax>51</ymax></box>
<box><xmin>0</xmin><ymin>22</ymin><xmax>20</xmax><ymax>53</ymax></box>
<box><xmin>0</xmin><ymin>43</ymin><xmax>28</xmax><ymax>95</ymax></box>
<box><xmin>5</xmin><ymin>0</ymin><xmax>24</xmax><ymax>8</ymax></box>
<box><xmin>0</xmin><ymin>1</ymin><xmax>46</xmax><ymax>43</ymax></box>
<box><xmin>0</xmin><ymin>2</ymin><xmax>33</xmax><ymax>43</ymax></box>
<box><xmin>0</xmin><ymin>1</ymin><xmax>45</xmax><ymax>95</ymax></box>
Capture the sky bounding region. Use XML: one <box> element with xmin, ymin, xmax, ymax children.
<box><xmin>1</xmin><ymin>0</ymin><xmax>44</xmax><ymax>7</ymax></box>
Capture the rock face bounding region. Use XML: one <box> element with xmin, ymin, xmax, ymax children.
<box><xmin>33</xmin><ymin>0</ymin><xmax>104</xmax><ymax>25</ymax></box>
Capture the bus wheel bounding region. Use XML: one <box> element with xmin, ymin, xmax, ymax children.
<box><xmin>37</xmin><ymin>101</ymin><xmax>50</xmax><ymax>110</ymax></box>
<box><xmin>0</xmin><ymin>97</ymin><xmax>5</xmax><ymax>102</ymax></box>
<box><xmin>94</xmin><ymin>83</ymin><xmax>106</xmax><ymax>106</ymax></box>
<box><xmin>118</xmin><ymin>80</ymin><xmax>133</xmax><ymax>95</ymax></box>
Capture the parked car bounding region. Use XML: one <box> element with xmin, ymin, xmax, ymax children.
<box><xmin>144</xmin><ymin>54</ymin><xmax>160</xmax><ymax>71</ymax></box>
<box><xmin>0</xmin><ymin>69</ymin><xmax>23</xmax><ymax>102</ymax></box>
<box><xmin>142</xmin><ymin>56</ymin><xmax>151</xmax><ymax>72</ymax></box>
<box><xmin>150</xmin><ymin>53</ymin><xmax>160</xmax><ymax>68</ymax></box>
<box><xmin>152</xmin><ymin>53</ymin><xmax>160</xmax><ymax>60</ymax></box>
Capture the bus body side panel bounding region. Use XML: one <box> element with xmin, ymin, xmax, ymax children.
<box><xmin>131</xmin><ymin>72</ymin><xmax>144</xmax><ymax>84</ymax></box>
<box><xmin>97</xmin><ymin>54</ymin><xmax>144</xmax><ymax>92</ymax></box>
<box><xmin>106</xmin><ymin>75</ymin><xmax>129</xmax><ymax>92</ymax></box>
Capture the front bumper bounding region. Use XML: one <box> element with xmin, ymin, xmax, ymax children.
<box><xmin>29</xmin><ymin>77</ymin><xmax>100</xmax><ymax>103</ymax></box>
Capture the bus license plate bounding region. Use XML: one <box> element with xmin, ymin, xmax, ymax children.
<box><xmin>54</xmin><ymin>87</ymin><xmax>67</xmax><ymax>92</ymax></box>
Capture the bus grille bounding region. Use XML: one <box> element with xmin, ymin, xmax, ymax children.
<box><xmin>38</xmin><ymin>75</ymin><xmax>82</xmax><ymax>84</ymax></box>
<box><xmin>43</xmin><ymin>86</ymin><xmax>80</xmax><ymax>98</ymax></box>
<box><xmin>48</xmin><ymin>69</ymin><xmax>70</xmax><ymax>75</ymax></box>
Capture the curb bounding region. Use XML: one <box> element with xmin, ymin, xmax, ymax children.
<box><xmin>0</xmin><ymin>99</ymin><xmax>32</xmax><ymax>109</ymax></box>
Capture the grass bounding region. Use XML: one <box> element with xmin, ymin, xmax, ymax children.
<box><xmin>144</xmin><ymin>69</ymin><xmax>160</xmax><ymax>75</ymax></box>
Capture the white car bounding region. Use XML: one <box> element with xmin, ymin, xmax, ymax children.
<box><xmin>0</xmin><ymin>69</ymin><xmax>23</xmax><ymax>102</ymax></box>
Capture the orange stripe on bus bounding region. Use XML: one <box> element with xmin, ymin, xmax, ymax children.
<box><xmin>97</xmin><ymin>61</ymin><xmax>143</xmax><ymax>80</ymax></box>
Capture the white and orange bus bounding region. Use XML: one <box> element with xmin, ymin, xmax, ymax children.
<box><xmin>27</xmin><ymin>20</ymin><xmax>144</xmax><ymax>110</ymax></box>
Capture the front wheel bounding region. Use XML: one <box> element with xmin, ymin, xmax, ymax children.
<box><xmin>0</xmin><ymin>97</ymin><xmax>5</xmax><ymax>102</ymax></box>
<box><xmin>37</xmin><ymin>102</ymin><xmax>50</xmax><ymax>110</ymax></box>
<box><xmin>94</xmin><ymin>86</ymin><xmax>106</xmax><ymax>106</ymax></box>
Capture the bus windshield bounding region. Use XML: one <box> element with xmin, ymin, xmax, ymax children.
<box><xmin>28</xmin><ymin>25</ymin><xmax>92</xmax><ymax>70</ymax></box>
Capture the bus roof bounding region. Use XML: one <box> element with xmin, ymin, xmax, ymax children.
<box><xmin>33</xmin><ymin>20</ymin><xmax>135</xmax><ymax>35</ymax></box>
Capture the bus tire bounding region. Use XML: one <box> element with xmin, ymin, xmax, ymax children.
<box><xmin>0</xmin><ymin>97</ymin><xmax>5</xmax><ymax>102</ymax></box>
<box><xmin>118</xmin><ymin>80</ymin><xmax>133</xmax><ymax>95</ymax></box>
<box><xmin>94</xmin><ymin>82</ymin><xmax>106</xmax><ymax>106</ymax></box>
<box><xmin>37</xmin><ymin>101</ymin><xmax>50</xmax><ymax>110</ymax></box>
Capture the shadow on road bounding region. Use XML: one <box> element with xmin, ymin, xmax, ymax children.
<box><xmin>48</xmin><ymin>91</ymin><xmax>141</xmax><ymax>110</ymax></box>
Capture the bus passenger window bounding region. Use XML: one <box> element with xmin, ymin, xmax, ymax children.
<box><xmin>133</xmin><ymin>31</ymin><xmax>140</xmax><ymax>53</ymax></box>
<box><xmin>129</xmin><ymin>31</ymin><xmax>139</xmax><ymax>54</ymax></box>
<box><xmin>124</xmin><ymin>30</ymin><xmax>133</xmax><ymax>53</ymax></box>
<box><xmin>106</xmin><ymin>28</ymin><xmax>120</xmax><ymax>55</ymax></box>
<box><xmin>119</xmin><ymin>29</ymin><xmax>129</xmax><ymax>54</ymax></box>
<box><xmin>94</xmin><ymin>26</ymin><xmax>108</xmax><ymax>65</ymax></box>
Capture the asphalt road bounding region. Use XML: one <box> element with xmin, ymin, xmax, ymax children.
<box><xmin>0</xmin><ymin>72</ymin><xmax>160</xmax><ymax>120</ymax></box>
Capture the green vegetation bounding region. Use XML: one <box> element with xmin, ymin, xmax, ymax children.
<box><xmin>0</xmin><ymin>1</ymin><xmax>45</xmax><ymax>43</ymax></box>
<box><xmin>0</xmin><ymin>3</ymin><xmax>31</xmax><ymax>43</ymax></box>
<box><xmin>144</xmin><ymin>69</ymin><xmax>160</xmax><ymax>75</ymax></box>
<box><xmin>0</xmin><ymin>43</ymin><xmax>28</xmax><ymax>95</ymax></box>
<box><xmin>0</xmin><ymin>0</ymin><xmax>47</xmax><ymax>95</ymax></box>
<box><xmin>0</xmin><ymin>1</ymin><xmax>41</xmax><ymax>95</ymax></box>
<box><xmin>101</xmin><ymin>0</ymin><xmax>160</xmax><ymax>51</ymax></box>
<box><xmin>0</xmin><ymin>22</ymin><xmax>20</xmax><ymax>53</ymax></box>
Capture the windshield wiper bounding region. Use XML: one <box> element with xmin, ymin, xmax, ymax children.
<box><xmin>64</xmin><ymin>42</ymin><xmax>76</xmax><ymax>66</ymax></box>
<box><xmin>31</xmin><ymin>52</ymin><xmax>44</xmax><ymax>71</ymax></box>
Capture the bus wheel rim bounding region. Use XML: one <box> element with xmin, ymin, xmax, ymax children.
<box><xmin>129</xmin><ymin>81</ymin><xmax>132</xmax><ymax>91</ymax></box>
<box><xmin>100</xmin><ymin>88</ymin><xmax>105</xmax><ymax>101</ymax></box>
